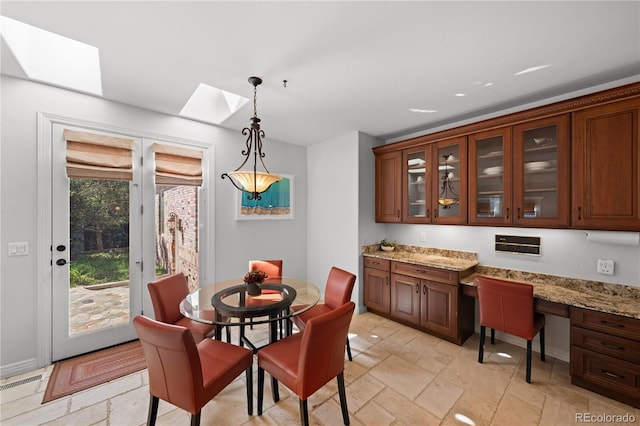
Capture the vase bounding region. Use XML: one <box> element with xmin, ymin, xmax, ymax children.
<box><xmin>246</xmin><ymin>282</ymin><xmax>262</xmax><ymax>296</ymax></box>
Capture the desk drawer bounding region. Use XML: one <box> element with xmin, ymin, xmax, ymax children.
<box><xmin>571</xmin><ymin>347</ymin><xmax>640</xmax><ymax>398</ymax></box>
<box><xmin>572</xmin><ymin>327</ymin><xmax>640</xmax><ymax>364</ymax></box>
<box><xmin>392</xmin><ymin>261</ymin><xmax>457</xmax><ymax>284</ymax></box>
<box><xmin>364</xmin><ymin>257</ymin><xmax>390</xmax><ymax>271</ymax></box>
<box><xmin>571</xmin><ymin>307</ymin><xmax>640</xmax><ymax>341</ymax></box>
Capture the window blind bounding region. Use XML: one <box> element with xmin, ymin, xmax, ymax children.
<box><xmin>64</xmin><ymin>129</ymin><xmax>134</xmax><ymax>180</ymax></box>
<box><xmin>152</xmin><ymin>143</ymin><xmax>203</xmax><ymax>186</ymax></box>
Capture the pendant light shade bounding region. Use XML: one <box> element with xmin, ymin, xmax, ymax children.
<box><xmin>221</xmin><ymin>76</ymin><xmax>282</xmax><ymax>200</ymax></box>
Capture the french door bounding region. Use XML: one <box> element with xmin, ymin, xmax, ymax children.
<box><xmin>51</xmin><ymin>123</ymin><xmax>143</xmax><ymax>360</ymax></box>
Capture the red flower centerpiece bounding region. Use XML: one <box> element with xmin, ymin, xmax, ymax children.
<box><xmin>244</xmin><ymin>270</ymin><xmax>267</xmax><ymax>296</ymax></box>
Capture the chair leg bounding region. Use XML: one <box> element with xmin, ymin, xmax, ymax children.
<box><xmin>147</xmin><ymin>395</ymin><xmax>159</xmax><ymax>426</ymax></box>
<box><xmin>490</xmin><ymin>328</ymin><xmax>495</xmax><ymax>345</ymax></box>
<box><xmin>478</xmin><ymin>325</ymin><xmax>485</xmax><ymax>363</ymax></box>
<box><xmin>272</xmin><ymin>376</ymin><xmax>280</xmax><ymax>402</ymax></box>
<box><xmin>337</xmin><ymin>372</ymin><xmax>350</xmax><ymax>425</ymax></box>
<box><xmin>257</xmin><ymin>367</ymin><xmax>264</xmax><ymax>415</ymax></box>
<box><xmin>526</xmin><ymin>339</ymin><xmax>532</xmax><ymax>384</ymax></box>
<box><xmin>190</xmin><ymin>412</ymin><xmax>200</xmax><ymax>426</ymax></box>
<box><xmin>540</xmin><ymin>327</ymin><xmax>546</xmax><ymax>362</ymax></box>
<box><xmin>239</xmin><ymin>324</ymin><xmax>246</xmax><ymax>347</ymax></box>
<box><xmin>226</xmin><ymin>325</ymin><xmax>231</xmax><ymax>343</ymax></box>
<box><xmin>245</xmin><ymin>365</ymin><xmax>253</xmax><ymax>415</ymax></box>
<box><xmin>299</xmin><ymin>398</ymin><xmax>309</xmax><ymax>426</ymax></box>
<box><xmin>346</xmin><ymin>337</ymin><xmax>353</xmax><ymax>362</ymax></box>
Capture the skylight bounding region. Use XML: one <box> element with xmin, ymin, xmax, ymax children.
<box><xmin>1</xmin><ymin>16</ymin><xmax>102</xmax><ymax>95</ymax></box>
<box><xmin>179</xmin><ymin>83</ymin><xmax>249</xmax><ymax>124</ymax></box>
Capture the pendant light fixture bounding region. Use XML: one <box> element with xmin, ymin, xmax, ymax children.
<box><xmin>438</xmin><ymin>154</ymin><xmax>459</xmax><ymax>208</ymax></box>
<box><xmin>221</xmin><ymin>76</ymin><xmax>282</xmax><ymax>200</ymax></box>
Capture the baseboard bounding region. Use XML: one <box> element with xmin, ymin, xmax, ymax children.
<box><xmin>0</xmin><ymin>358</ymin><xmax>41</xmax><ymax>380</ymax></box>
<box><xmin>478</xmin><ymin>329</ymin><xmax>570</xmax><ymax>363</ymax></box>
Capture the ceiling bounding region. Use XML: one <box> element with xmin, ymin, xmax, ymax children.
<box><xmin>2</xmin><ymin>1</ymin><xmax>639</xmax><ymax>146</ymax></box>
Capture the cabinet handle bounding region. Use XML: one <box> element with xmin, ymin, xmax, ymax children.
<box><xmin>601</xmin><ymin>341</ymin><xmax>625</xmax><ymax>351</ymax></box>
<box><xmin>416</xmin><ymin>269</ymin><xmax>427</xmax><ymax>274</ymax></box>
<box><xmin>415</xmin><ymin>283</ymin><xmax>419</xmax><ymax>293</ymax></box>
<box><xmin>506</xmin><ymin>207</ymin><xmax>509</xmax><ymax>219</ymax></box>
<box><xmin>601</xmin><ymin>370</ymin><xmax>624</xmax><ymax>379</ymax></box>
<box><xmin>600</xmin><ymin>320</ymin><xmax>625</xmax><ymax>329</ymax></box>
<box><xmin>385</xmin><ymin>277</ymin><xmax>389</xmax><ymax>286</ymax></box>
<box><xmin>578</xmin><ymin>206</ymin><xmax>582</xmax><ymax>220</ymax></box>
<box><xmin>422</xmin><ymin>284</ymin><xmax>426</xmax><ymax>295</ymax></box>
<box><xmin>517</xmin><ymin>207</ymin><xmax>521</xmax><ymax>219</ymax></box>
<box><xmin>397</xmin><ymin>209</ymin><xmax>401</xmax><ymax>218</ymax></box>
<box><xmin>426</xmin><ymin>208</ymin><xmax>430</xmax><ymax>218</ymax></box>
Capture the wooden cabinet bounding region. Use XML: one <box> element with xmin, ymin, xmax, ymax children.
<box><xmin>390</xmin><ymin>260</ymin><xmax>474</xmax><ymax>344</ymax></box>
<box><xmin>403</xmin><ymin>144</ymin><xmax>432</xmax><ymax>223</ymax></box>
<box><xmin>469</xmin><ymin>115</ymin><xmax>570</xmax><ymax>227</ymax></box>
<box><xmin>572</xmin><ymin>98</ymin><xmax>640</xmax><ymax>231</ymax></box>
<box><xmin>363</xmin><ymin>257</ymin><xmax>391</xmax><ymax>314</ymax></box>
<box><xmin>433</xmin><ymin>136</ymin><xmax>467</xmax><ymax>224</ymax></box>
<box><xmin>570</xmin><ymin>307</ymin><xmax>640</xmax><ymax>408</ymax></box>
<box><xmin>375</xmin><ymin>151</ymin><xmax>402</xmax><ymax>222</ymax></box>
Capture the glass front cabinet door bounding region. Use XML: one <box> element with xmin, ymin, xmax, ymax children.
<box><xmin>513</xmin><ymin>114</ymin><xmax>570</xmax><ymax>227</ymax></box>
<box><xmin>469</xmin><ymin>127</ymin><xmax>512</xmax><ymax>225</ymax></box>
<box><xmin>432</xmin><ymin>136</ymin><xmax>467</xmax><ymax>224</ymax></box>
<box><xmin>403</xmin><ymin>145</ymin><xmax>431</xmax><ymax>223</ymax></box>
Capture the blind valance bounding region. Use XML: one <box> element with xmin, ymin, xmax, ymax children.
<box><xmin>152</xmin><ymin>143</ymin><xmax>203</xmax><ymax>186</ymax></box>
<box><xmin>64</xmin><ymin>129</ymin><xmax>134</xmax><ymax>180</ymax></box>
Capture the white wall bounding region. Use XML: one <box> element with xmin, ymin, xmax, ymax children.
<box><xmin>0</xmin><ymin>76</ymin><xmax>307</xmax><ymax>376</ymax></box>
<box><xmin>307</xmin><ymin>132</ymin><xmax>360</xmax><ymax>302</ymax></box>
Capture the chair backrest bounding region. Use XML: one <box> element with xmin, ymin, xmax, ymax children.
<box><xmin>249</xmin><ymin>260</ymin><xmax>283</xmax><ymax>282</ymax></box>
<box><xmin>324</xmin><ymin>267</ymin><xmax>356</xmax><ymax>309</ymax></box>
<box><xmin>298</xmin><ymin>301</ymin><xmax>355</xmax><ymax>399</ymax></box>
<box><xmin>147</xmin><ymin>272</ymin><xmax>189</xmax><ymax>324</ymax></box>
<box><xmin>133</xmin><ymin>315</ymin><xmax>202</xmax><ymax>413</ymax></box>
<box><xmin>476</xmin><ymin>276</ymin><xmax>535</xmax><ymax>340</ymax></box>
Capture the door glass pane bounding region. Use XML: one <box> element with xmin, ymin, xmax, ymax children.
<box><xmin>522</xmin><ymin>124</ymin><xmax>558</xmax><ymax>218</ymax></box>
<box><xmin>69</xmin><ymin>178</ymin><xmax>130</xmax><ymax>336</ymax></box>
<box><xmin>155</xmin><ymin>185</ymin><xmax>199</xmax><ymax>292</ymax></box>
<box><xmin>437</xmin><ymin>145</ymin><xmax>461</xmax><ymax>217</ymax></box>
<box><xmin>476</xmin><ymin>136</ymin><xmax>505</xmax><ymax>218</ymax></box>
<box><xmin>407</xmin><ymin>151</ymin><xmax>427</xmax><ymax>219</ymax></box>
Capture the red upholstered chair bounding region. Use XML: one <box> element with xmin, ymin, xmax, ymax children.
<box><xmin>291</xmin><ymin>266</ymin><xmax>356</xmax><ymax>361</ymax></box>
<box><xmin>257</xmin><ymin>301</ymin><xmax>356</xmax><ymax>426</ymax></box>
<box><xmin>133</xmin><ymin>315</ymin><xmax>253</xmax><ymax>426</ymax></box>
<box><xmin>476</xmin><ymin>275</ymin><xmax>546</xmax><ymax>384</ymax></box>
<box><xmin>147</xmin><ymin>272</ymin><xmax>229</xmax><ymax>343</ymax></box>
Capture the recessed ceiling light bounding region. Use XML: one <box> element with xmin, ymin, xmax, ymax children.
<box><xmin>483</xmin><ymin>82</ymin><xmax>494</xmax><ymax>87</ymax></box>
<box><xmin>514</xmin><ymin>64</ymin><xmax>553</xmax><ymax>76</ymax></box>
<box><xmin>1</xmin><ymin>16</ymin><xmax>102</xmax><ymax>95</ymax></box>
<box><xmin>409</xmin><ymin>108</ymin><xmax>438</xmax><ymax>113</ymax></box>
<box><xmin>455</xmin><ymin>93</ymin><xmax>466</xmax><ymax>97</ymax></box>
<box><xmin>179</xmin><ymin>83</ymin><xmax>249</xmax><ymax>124</ymax></box>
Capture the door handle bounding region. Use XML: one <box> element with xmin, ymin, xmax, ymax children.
<box><xmin>56</xmin><ymin>259</ymin><xmax>67</xmax><ymax>266</ymax></box>
<box><xmin>56</xmin><ymin>245</ymin><xmax>66</xmax><ymax>252</ymax></box>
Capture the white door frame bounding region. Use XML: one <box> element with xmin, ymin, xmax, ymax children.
<box><xmin>37</xmin><ymin>112</ymin><xmax>214</xmax><ymax>367</ymax></box>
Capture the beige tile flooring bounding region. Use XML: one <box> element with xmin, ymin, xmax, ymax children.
<box><xmin>1</xmin><ymin>312</ymin><xmax>639</xmax><ymax>426</ymax></box>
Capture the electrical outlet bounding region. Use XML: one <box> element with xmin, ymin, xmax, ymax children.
<box><xmin>420</xmin><ymin>233</ymin><xmax>426</xmax><ymax>242</ymax></box>
<box><xmin>597</xmin><ymin>259</ymin><xmax>614</xmax><ymax>275</ymax></box>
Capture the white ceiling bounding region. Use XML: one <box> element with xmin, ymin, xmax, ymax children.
<box><xmin>2</xmin><ymin>1</ymin><xmax>639</xmax><ymax>146</ymax></box>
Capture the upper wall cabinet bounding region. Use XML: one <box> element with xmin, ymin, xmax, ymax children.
<box><xmin>403</xmin><ymin>144</ymin><xmax>432</xmax><ymax>223</ymax></box>
<box><xmin>572</xmin><ymin>98</ymin><xmax>640</xmax><ymax>231</ymax></box>
<box><xmin>469</xmin><ymin>115</ymin><xmax>570</xmax><ymax>227</ymax></box>
<box><xmin>375</xmin><ymin>150</ymin><xmax>402</xmax><ymax>222</ymax></box>
<box><xmin>433</xmin><ymin>136</ymin><xmax>467</xmax><ymax>224</ymax></box>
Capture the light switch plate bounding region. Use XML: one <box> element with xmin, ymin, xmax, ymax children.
<box><xmin>8</xmin><ymin>242</ymin><xmax>29</xmax><ymax>256</ymax></box>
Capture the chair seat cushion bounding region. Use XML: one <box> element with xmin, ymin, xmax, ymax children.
<box><xmin>291</xmin><ymin>303</ymin><xmax>331</xmax><ymax>332</ymax></box>
<box><xmin>175</xmin><ymin>317</ymin><xmax>216</xmax><ymax>343</ymax></box>
<box><xmin>257</xmin><ymin>332</ymin><xmax>303</xmax><ymax>391</ymax></box>
<box><xmin>197</xmin><ymin>339</ymin><xmax>253</xmax><ymax>403</ymax></box>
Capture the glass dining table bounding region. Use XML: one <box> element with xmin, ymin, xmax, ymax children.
<box><xmin>180</xmin><ymin>276</ymin><xmax>321</xmax><ymax>351</ymax></box>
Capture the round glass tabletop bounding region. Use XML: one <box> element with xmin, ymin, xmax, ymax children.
<box><xmin>180</xmin><ymin>277</ymin><xmax>321</xmax><ymax>326</ymax></box>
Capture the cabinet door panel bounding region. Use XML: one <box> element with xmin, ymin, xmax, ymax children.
<box><xmin>403</xmin><ymin>145</ymin><xmax>432</xmax><ymax>223</ymax></box>
<box><xmin>421</xmin><ymin>280</ymin><xmax>457</xmax><ymax>338</ymax></box>
<box><xmin>391</xmin><ymin>274</ymin><xmax>420</xmax><ymax>325</ymax></box>
<box><xmin>375</xmin><ymin>151</ymin><xmax>403</xmax><ymax>222</ymax></box>
<box><xmin>572</xmin><ymin>98</ymin><xmax>640</xmax><ymax>230</ymax></box>
<box><xmin>433</xmin><ymin>136</ymin><xmax>467</xmax><ymax>224</ymax></box>
<box><xmin>364</xmin><ymin>267</ymin><xmax>390</xmax><ymax>314</ymax></box>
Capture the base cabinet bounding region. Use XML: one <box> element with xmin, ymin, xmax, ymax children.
<box><xmin>570</xmin><ymin>307</ymin><xmax>640</xmax><ymax>408</ymax></box>
<box><xmin>365</xmin><ymin>257</ymin><xmax>474</xmax><ymax>345</ymax></box>
<box><xmin>363</xmin><ymin>257</ymin><xmax>391</xmax><ymax>314</ymax></box>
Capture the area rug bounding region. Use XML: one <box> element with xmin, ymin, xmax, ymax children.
<box><xmin>42</xmin><ymin>340</ymin><xmax>146</xmax><ymax>403</ymax></box>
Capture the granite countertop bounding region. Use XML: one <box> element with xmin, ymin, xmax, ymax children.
<box><xmin>362</xmin><ymin>244</ymin><xmax>478</xmax><ymax>272</ymax></box>
<box><xmin>461</xmin><ymin>265</ymin><xmax>640</xmax><ymax>320</ymax></box>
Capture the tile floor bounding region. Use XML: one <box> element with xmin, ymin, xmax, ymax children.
<box><xmin>1</xmin><ymin>312</ymin><xmax>639</xmax><ymax>426</ymax></box>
